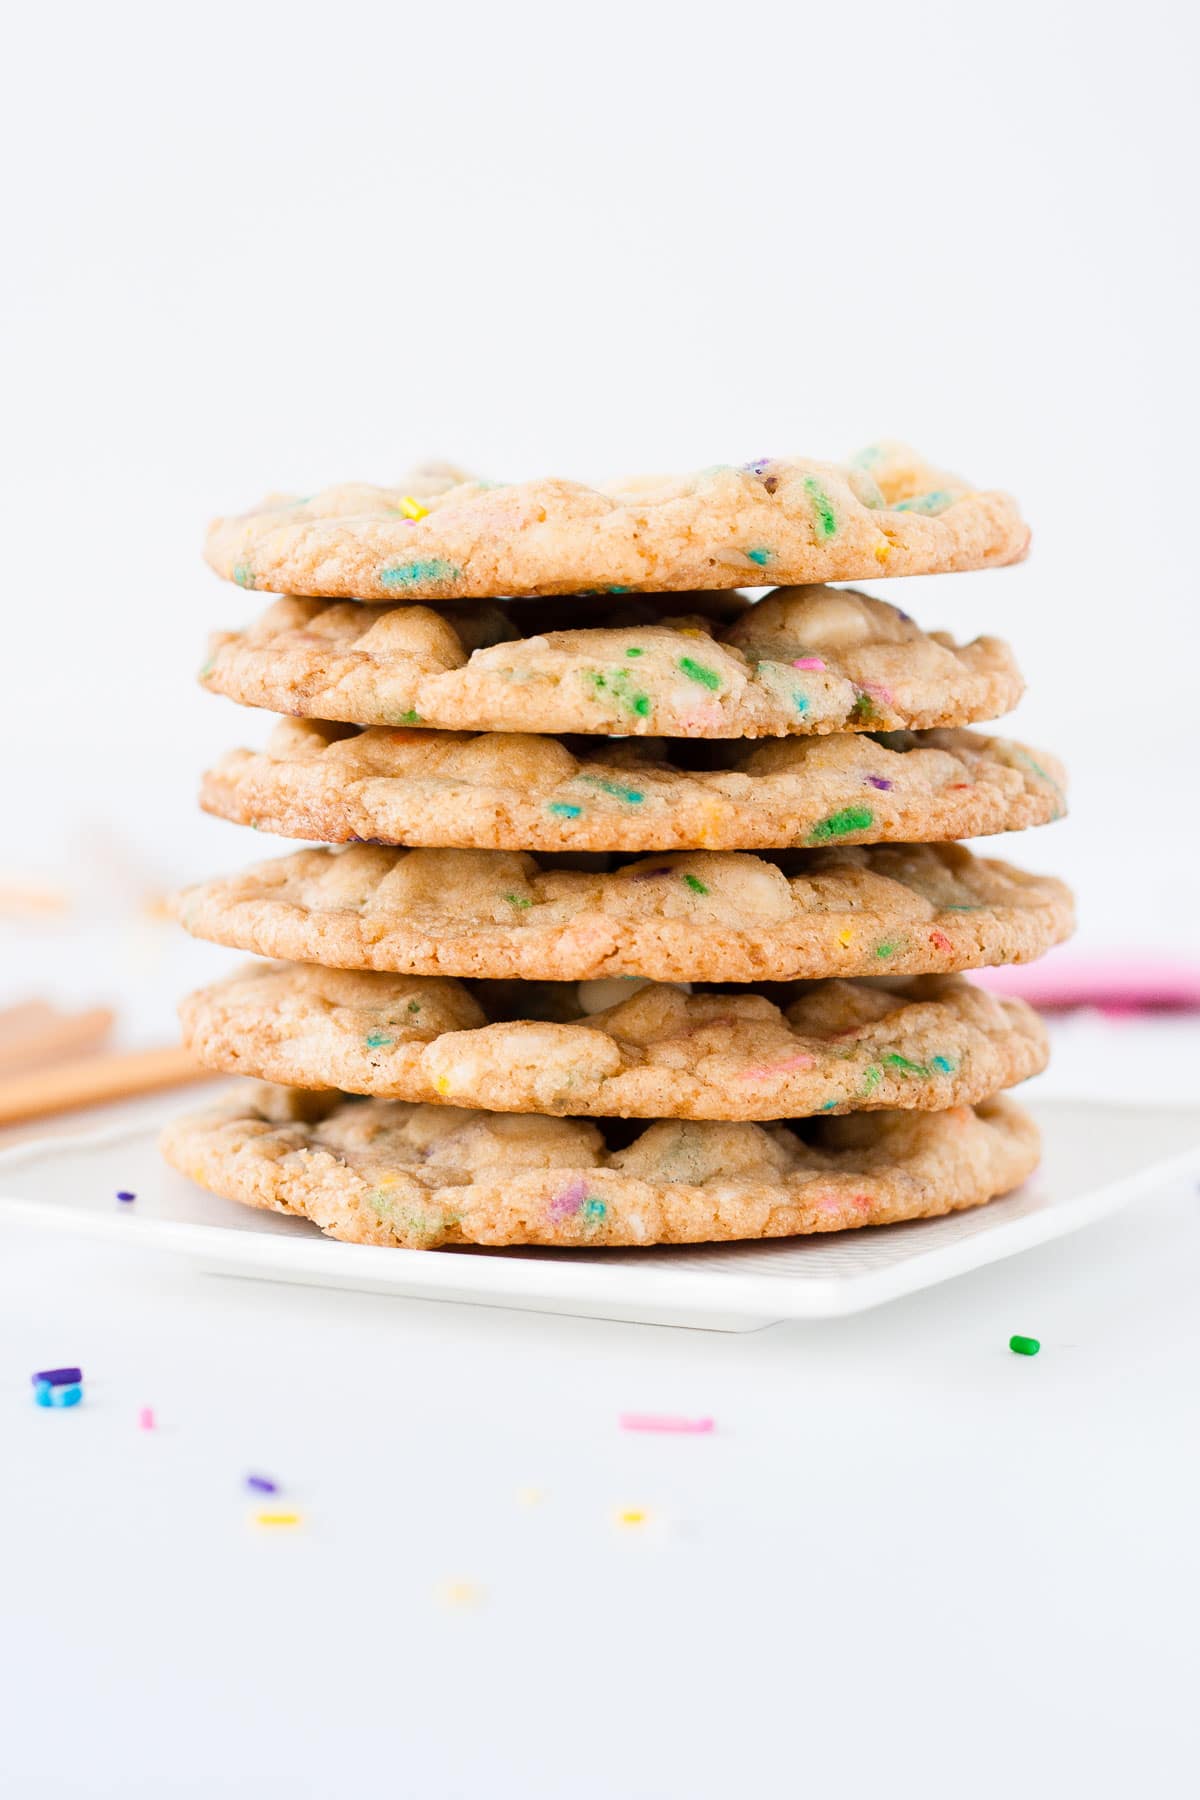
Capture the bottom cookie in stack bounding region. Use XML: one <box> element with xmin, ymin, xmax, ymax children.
<box><xmin>161</xmin><ymin>1083</ymin><xmax>1040</xmax><ymax>1250</ymax></box>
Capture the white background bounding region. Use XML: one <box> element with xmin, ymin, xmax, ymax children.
<box><xmin>3</xmin><ymin>0</ymin><xmax>1199</xmax><ymax>1037</ymax></box>
<box><xmin>2</xmin><ymin>5</ymin><xmax>1199</xmax><ymax>1796</ymax></box>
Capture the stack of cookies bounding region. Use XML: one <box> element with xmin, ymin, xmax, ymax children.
<box><xmin>162</xmin><ymin>443</ymin><xmax>1074</xmax><ymax>1251</ymax></box>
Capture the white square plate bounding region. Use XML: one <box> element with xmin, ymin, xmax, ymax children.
<box><xmin>1</xmin><ymin>1096</ymin><xmax>1197</xmax><ymax>1331</ymax></box>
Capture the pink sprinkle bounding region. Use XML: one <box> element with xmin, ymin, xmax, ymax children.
<box><xmin>620</xmin><ymin>1414</ymin><xmax>715</xmax><ymax>1434</ymax></box>
<box><xmin>792</xmin><ymin>656</ymin><xmax>827</xmax><ymax>671</ymax></box>
<box><xmin>738</xmin><ymin>1051</ymin><xmax>816</xmax><ymax>1079</ymax></box>
<box><xmin>138</xmin><ymin>1407</ymin><xmax>155</xmax><ymax>1431</ymax></box>
<box><xmin>546</xmin><ymin>1177</ymin><xmax>589</xmax><ymax>1221</ymax></box>
<box><xmin>859</xmin><ymin>680</ymin><xmax>894</xmax><ymax>704</ymax></box>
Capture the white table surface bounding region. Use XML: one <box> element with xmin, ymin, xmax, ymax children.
<box><xmin>3</xmin><ymin>1024</ymin><xmax>1199</xmax><ymax>1800</ymax></box>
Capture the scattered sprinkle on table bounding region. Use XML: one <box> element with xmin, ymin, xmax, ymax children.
<box><xmin>245</xmin><ymin>1474</ymin><xmax>279</xmax><ymax>1494</ymax></box>
<box><xmin>616</xmin><ymin>1508</ymin><xmax>648</xmax><ymax>1528</ymax></box>
<box><xmin>620</xmin><ymin>1413</ymin><xmax>714</xmax><ymax>1435</ymax></box>
<box><xmin>32</xmin><ymin>1366</ymin><xmax>82</xmax><ymax>1388</ymax></box>
<box><xmin>34</xmin><ymin>1380</ymin><xmax>82</xmax><ymax>1408</ymax></box>
<box><xmin>254</xmin><ymin>1510</ymin><xmax>301</xmax><ymax>1528</ymax></box>
<box><xmin>116</xmin><ymin>1190</ymin><xmax>136</xmax><ymax>1203</ymax></box>
<box><xmin>516</xmin><ymin>1486</ymin><xmax>546</xmax><ymax>1507</ymax></box>
<box><xmin>1009</xmin><ymin>1334</ymin><xmax>1040</xmax><ymax>1356</ymax></box>
<box><xmin>439</xmin><ymin>1581</ymin><xmax>484</xmax><ymax>1608</ymax></box>
<box><xmin>138</xmin><ymin>1407</ymin><xmax>156</xmax><ymax>1430</ymax></box>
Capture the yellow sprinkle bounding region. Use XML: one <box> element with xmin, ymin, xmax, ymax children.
<box><xmin>434</xmin><ymin>1075</ymin><xmax>451</xmax><ymax>1094</ymax></box>
<box><xmin>838</xmin><ymin>927</ymin><xmax>854</xmax><ymax>947</ymax></box>
<box><xmin>439</xmin><ymin>1581</ymin><xmax>484</xmax><ymax>1608</ymax></box>
<box><xmin>874</xmin><ymin>541</ymin><xmax>890</xmax><ymax>564</ymax></box>
<box><xmin>255</xmin><ymin>1511</ymin><xmax>302</xmax><ymax>1528</ymax></box>
<box><xmin>517</xmin><ymin>1486</ymin><xmax>547</xmax><ymax>1507</ymax></box>
<box><xmin>616</xmin><ymin>1508</ymin><xmax>647</xmax><ymax>1528</ymax></box>
<box><xmin>397</xmin><ymin>494</ymin><xmax>429</xmax><ymax>521</ymax></box>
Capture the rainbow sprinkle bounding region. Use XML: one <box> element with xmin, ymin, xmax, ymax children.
<box><xmin>1009</xmin><ymin>1335</ymin><xmax>1040</xmax><ymax>1357</ymax></box>
<box><xmin>396</xmin><ymin>495</ymin><xmax>429</xmax><ymax>521</ymax></box>
<box><xmin>678</xmin><ymin>656</ymin><xmax>722</xmax><ymax>691</ymax></box>
<box><xmin>803</xmin><ymin>477</ymin><xmax>838</xmax><ymax>538</ymax></box>
<box><xmin>808</xmin><ymin>806</ymin><xmax>874</xmax><ymax>843</ymax></box>
<box><xmin>619</xmin><ymin>1415</ymin><xmax>714</xmax><ymax>1434</ymax></box>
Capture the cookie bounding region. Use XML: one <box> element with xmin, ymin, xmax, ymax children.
<box><xmin>180</xmin><ymin>964</ymin><xmax>1049</xmax><ymax>1120</ymax></box>
<box><xmin>172</xmin><ymin>842</ymin><xmax>1074</xmax><ymax>983</ymax></box>
<box><xmin>200</xmin><ymin>586</ymin><xmax>1023</xmax><ymax>738</ymax></box>
<box><xmin>201</xmin><ymin>719</ymin><xmax>1066</xmax><ymax>853</ymax></box>
<box><xmin>160</xmin><ymin>1085</ymin><xmax>1040</xmax><ymax>1248</ymax></box>
<box><xmin>204</xmin><ymin>442</ymin><xmax>1029</xmax><ymax>600</ymax></box>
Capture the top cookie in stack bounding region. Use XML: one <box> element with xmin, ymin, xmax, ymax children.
<box><xmin>163</xmin><ymin>444</ymin><xmax>1072</xmax><ymax>1251</ymax></box>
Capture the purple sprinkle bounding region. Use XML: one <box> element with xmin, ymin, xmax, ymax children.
<box><xmin>743</xmin><ymin>457</ymin><xmax>772</xmax><ymax>474</ymax></box>
<box><xmin>631</xmin><ymin>865</ymin><xmax>672</xmax><ymax>883</ymax></box>
<box><xmin>116</xmin><ymin>1190</ymin><xmax>136</xmax><ymax>1203</ymax></box>
<box><xmin>32</xmin><ymin>1366</ymin><xmax>82</xmax><ymax>1387</ymax></box>
<box><xmin>866</xmin><ymin>776</ymin><xmax>893</xmax><ymax>791</ymax></box>
<box><xmin>245</xmin><ymin>1474</ymin><xmax>279</xmax><ymax>1495</ymax></box>
<box><xmin>546</xmin><ymin>1178</ymin><xmax>589</xmax><ymax>1222</ymax></box>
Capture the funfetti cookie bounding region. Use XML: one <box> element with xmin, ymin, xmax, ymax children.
<box><xmin>200</xmin><ymin>586</ymin><xmax>1024</xmax><ymax>739</ymax></box>
<box><xmin>172</xmin><ymin>842</ymin><xmax>1075</xmax><ymax>984</ymax></box>
<box><xmin>180</xmin><ymin>964</ymin><xmax>1049</xmax><ymax>1121</ymax></box>
<box><xmin>204</xmin><ymin>443</ymin><xmax>1030</xmax><ymax>600</ymax></box>
<box><xmin>200</xmin><ymin>719</ymin><xmax>1067</xmax><ymax>854</ymax></box>
<box><xmin>161</xmin><ymin>1085</ymin><xmax>1041</xmax><ymax>1249</ymax></box>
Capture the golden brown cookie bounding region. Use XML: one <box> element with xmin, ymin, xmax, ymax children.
<box><xmin>160</xmin><ymin>1085</ymin><xmax>1041</xmax><ymax>1248</ymax></box>
<box><xmin>204</xmin><ymin>444</ymin><xmax>1029</xmax><ymax>601</ymax></box>
<box><xmin>180</xmin><ymin>964</ymin><xmax>1049</xmax><ymax>1120</ymax></box>
<box><xmin>200</xmin><ymin>586</ymin><xmax>1023</xmax><ymax>738</ymax></box>
<box><xmin>200</xmin><ymin>719</ymin><xmax>1065</xmax><ymax>853</ymax></box>
<box><xmin>172</xmin><ymin>842</ymin><xmax>1075</xmax><ymax>983</ymax></box>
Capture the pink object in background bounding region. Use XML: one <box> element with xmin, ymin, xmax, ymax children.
<box><xmin>971</xmin><ymin>954</ymin><xmax>1200</xmax><ymax>1015</ymax></box>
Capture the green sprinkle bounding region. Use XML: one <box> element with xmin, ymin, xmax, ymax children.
<box><xmin>744</xmin><ymin>547</ymin><xmax>771</xmax><ymax>567</ymax></box>
<box><xmin>862</xmin><ymin>1065</ymin><xmax>882</xmax><ymax>1095</ymax></box>
<box><xmin>365</xmin><ymin>1031</ymin><xmax>393</xmax><ymax>1049</ymax></box>
<box><xmin>803</xmin><ymin>477</ymin><xmax>838</xmax><ymax>539</ymax></box>
<box><xmin>582</xmin><ymin>1197</ymin><xmax>607</xmax><ymax>1221</ymax></box>
<box><xmin>396</xmin><ymin>709</ymin><xmax>422</xmax><ymax>725</ymax></box>
<box><xmin>893</xmin><ymin>490</ymin><xmax>954</xmax><ymax>515</ymax></box>
<box><xmin>379</xmin><ymin>557</ymin><xmax>461</xmax><ymax>589</ymax></box>
<box><xmin>232</xmin><ymin>562</ymin><xmax>255</xmax><ymax>588</ymax></box>
<box><xmin>197</xmin><ymin>657</ymin><xmax>215</xmax><ymax>680</ymax></box>
<box><xmin>678</xmin><ymin>656</ymin><xmax>722</xmax><ymax>691</ymax></box>
<box><xmin>625</xmin><ymin>646</ymin><xmax>644</xmax><ymax>657</ymax></box>
<box><xmin>808</xmin><ymin>806</ymin><xmax>874</xmax><ymax>843</ymax></box>
<box><xmin>1009</xmin><ymin>1335</ymin><xmax>1040</xmax><ymax>1357</ymax></box>
<box><xmin>681</xmin><ymin>873</ymin><xmax>709</xmax><ymax>895</ymax></box>
<box><xmin>589</xmin><ymin>669</ymin><xmax>653</xmax><ymax>719</ymax></box>
<box><xmin>851</xmin><ymin>445</ymin><xmax>885</xmax><ymax>469</ymax></box>
<box><xmin>930</xmin><ymin>1054</ymin><xmax>955</xmax><ymax>1073</ymax></box>
<box><xmin>1013</xmin><ymin>748</ymin><xmax>1067</xmax><ymax>819</ymax></box>
<box><xmin>504</xmin><ymin>893</ymin><xmax>531</xmax><ymax>908</ymax></box>
<box><xmin>579</xmin><ymin>776</ymin><xmax>644</xmax><ymax>805</ymax></box>
<box><xmin>875</xmin><ymin>940</ymin><xmax>898</xmax><ymax>959</ymax></box>
<box><xmin>407</xmin><ymin>1000</ymin><xmax>421</xmax><ymax>1013</ymax></box>
<box><xmin>793</xmin><ymin>691</ymin><xmax>809</xmax><ymax>714</ymax></box>
<box><xmin>850</xmin><ymin>692</ymin><xmax>874</xmax><ymax>723</ymax></box>
<box><xmin>607</xmin><ymin>585</ymin><xmax>630</xmax><ymax>594</ymax></box>
<box><xmin>884</xmin><ymin>1052</ymin><xmax>927</xmax><ymax>1076</ymax></box>
<box><xmin>819</xmin><ymin>1098</ymin><xmax>838</xmax><ymax>1111</ymax></box>
<box><xmin>548</xmin><ymin>802</ymin><xmax>582</xmax><ymax>819</ymax></box>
